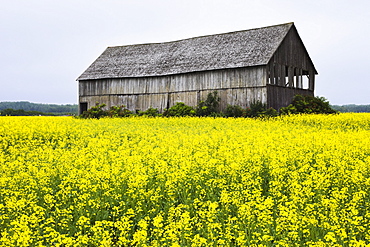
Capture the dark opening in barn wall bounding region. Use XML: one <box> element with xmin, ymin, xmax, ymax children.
<box><xmin>79</xmin><ymin>102</ymin><xmax>88</xmax><ymax>114</ymax></box>
<box><xmin>267</xmin><ymin>63</ymin><xmax>314</xmax><ymax>90</ymax></box>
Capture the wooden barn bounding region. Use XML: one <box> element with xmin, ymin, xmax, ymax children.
<box><xmin>77</xmin><ymin>22</ymin><xmax>317</xmax><ymax>114</ymax></box>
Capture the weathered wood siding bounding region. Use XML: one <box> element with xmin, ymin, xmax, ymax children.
<box><xmin>267</xmin><ymin>85</ymin><xmax>313</xmax><ymax>110</ymax></box>
<box><xmin>267</xmin><ymin>25</ymin><xmax>316</xmax><ymax>91</ymax></box>
<box><xmin>79</xmin><ymin>66</ymin><xmax>267</xmax><ymax>112</ymax></box>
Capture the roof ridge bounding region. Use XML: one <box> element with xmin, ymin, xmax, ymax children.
<box><xmin>78</xmin><ymin>22</ymin><xmax>295</xmax><ymax>80</ymax></box>
<box><xmin>107</xmin><ymin>22</ymin><xmax>294</xmax><ymax>49</ymax></box>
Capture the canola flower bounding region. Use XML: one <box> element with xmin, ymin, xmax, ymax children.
<box><xmin>0</xmin><ymin>114</ymin><xmax>370</xmax><ymax>246</ymax></box>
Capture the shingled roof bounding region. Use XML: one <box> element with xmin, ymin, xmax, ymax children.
<box><xmin>78</xmin><ymin>23</ymin><xmax>294</xmax><ymax>80</ymax></box>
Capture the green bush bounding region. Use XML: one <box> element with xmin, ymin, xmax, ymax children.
<box><xmin>138</xmin><ymin>107</ymin><xmax>160</xmax><ymax>117</ymax></box>
<box><xmin>242</xmin><ymin>101</ymin><xmax>279</xmax><ymax>118</ymax></box>
<box><xmin>280</xmin><ymin>95</ymin><xmax>337</xmax><ymax>114</ymax></box>
<box><xmin>265</xmin><ymin>107</ymin><xmax>279</xmax><ymax>117</ymax></box>
<box><xmin>225</xmin><ymin>105</ymin><xmax>245</xmax><ymax>117</ymax></box>
<box><xmin>247</xmin><ymin>101</ymin><xmax>267</xmax><ymax>117</ymax></box>
<box><xmin>107</xmin><ymin>105</ymin><xmax>132</xmax><ymax>117</ymax></box>
<box><xmin>196</xmin><ymin>91</ymin><xmax>221</xmax><ymax>116</ymax></box>
<box><xmin>163</xmin><ymin>102</ymin><xmax>195</xmax><ymax>117</ymax></box>
<box><xmin>79</xmin><ymin>103</ymin><xmax>108</xmax><ymax>119</ymax></box>
<box><xmin>79</xmin><ymin>104</ymin><xmax>132</xmax><ymax>119</ymax></box>
<box><xmin>78</xmin><ymin>94</ymin><xmax>338</xmax><ymax>119</ymax></box>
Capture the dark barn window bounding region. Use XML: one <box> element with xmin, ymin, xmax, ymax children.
<box><xmin>79</xmin><ymin>102</ymin><xmax>88</xmax><ymax>115</ymax></box>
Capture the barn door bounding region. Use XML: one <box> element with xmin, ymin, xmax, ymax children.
<box><xmin>79</xmin><ymin>102</ymin><xmax>88</xmax><ymax>115</ymax></box>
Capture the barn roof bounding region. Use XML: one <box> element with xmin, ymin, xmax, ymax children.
<box><xmin>78</xmin><ymin>23</ymin><xmax>297</xmax><ymax>80</ymax></box>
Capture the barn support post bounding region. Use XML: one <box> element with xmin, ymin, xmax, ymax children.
<box><xmin>288</xmin><ymin>66</ymin><xmax>294</xmax><ymax>87</ymax></box>
<box><xmin>278</xmin><ymin>64</ymin><xmax>285</xmax><ymax>86</ymax></box>
<box><xmin>281</xmin><ymin>64</ymin><xmax>286</xmax><ymax>86</ymax></box>
<box><xmin>295</xmin><ymin>68</ymin><xmax>302</xmax><ymax>89</ymax></box>
<box><xmin>270</xmin><ymin>63</ymin><xmax>275</xmax><ymax>84</ymax></box>
<box><xmin>309</xmin><ymin>70</ymin><xmax>315</xmax><ymax>91</ymax></box>
<box><xmin>267</xmin><ymin>65</ymin><xmax>271</xmax><ymax>84</ymax></box>
<box><xmin>274</xmin><ymin>63</ymin><xmax>279</xmax><ymax>85</ymax></box>
<box><xmin>276</xmin><ymin>64</ymin><xmax>281</xmax><ymax>86</ymax></box>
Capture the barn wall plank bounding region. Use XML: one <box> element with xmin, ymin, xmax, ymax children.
<box><xmin>266</xmin><ymin>84</ymin><xmax>313</xmax><ymax>110</ymax></box>
<box><xmin>79</xmin><ymin>66</ymin><xmax>266</xmax><ymax>96</ymax></box>
<box><xmin>79</xmin><ymin>66</ymin><xmax>268</xmax><ymax>112</ymax></box>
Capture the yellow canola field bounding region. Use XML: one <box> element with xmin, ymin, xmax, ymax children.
<box><xmin>0</xmin><ymin>114</ymin><xmax>370</xmax><ymax>246</ymax></box>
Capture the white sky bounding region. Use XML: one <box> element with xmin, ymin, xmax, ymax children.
<box><xmin>1</xmin><ymin>0</ymin><xmax>369</xmax><ymax>105</ymax></box>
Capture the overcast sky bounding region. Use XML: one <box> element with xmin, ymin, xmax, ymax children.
<box><xmin>1</xmin><ymin>0</ymin><xmax>369</xmax><ymax>105</ymax></box>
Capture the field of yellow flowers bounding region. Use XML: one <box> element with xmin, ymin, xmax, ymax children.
<box><xmin>0</xmin><ymin>114</ymin><xmax>370</xmax><ymax>246</ymax></box>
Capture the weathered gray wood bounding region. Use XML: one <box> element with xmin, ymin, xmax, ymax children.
<box><xmin>267</xmin><ymin>85</ymin><xmax>313</xmax><ymax>110</ymax></box>
<box><xmin>298</xmin><ymin>68</ymin><xmax>303</xmax><ymax>89</ymax></box>
<box><xmin>274</xmin><ymin>64</ymin><xmax>279</xmax><ymax>86</ymax></box>
<box><xmin>267</xmin><ymin>24</ymin><xmax>316</xmax><ymax>90</ymax></box>
<box><xmin>79</xmin><ymin>66</ymin><xmax>267</xmax><ymax>96</ymax></box>
<box><xmin>78</xmin><ymin>23</ymin><xmax>316</xmax><ymax>114</ymax></box>
<box><xmin>288</xmin><ymin>66</ymin><xmax>294</xmax><ymax>87</ymax></box>
<box><xmin>79</xmin><ymin>84</ymin><xmax>267</xmax><ymax>113</ymax></box>
<box><xmin>280</xmin><ymin>64</ymin><xmax>286</xmax><ymax>86</ymax></box>
<box><xmin>309</xmin><ymin>71</ymin><xmax>315</xmax><ymax>91</ymax></box>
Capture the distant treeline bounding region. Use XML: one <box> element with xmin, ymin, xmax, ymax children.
<box><xmin>331</xmin><ymin>104</ymin><xmax>370</xmax><ymax>113</ymax></box>
<box><xmin>0</xmin><ymin>109</ymin><xmax>57</xmax><ymax>116</ymax></box>
<box><xmin>0</xmin><ymin>101</ymin><xmax>78</xmax><ymax>116</ymax></box>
